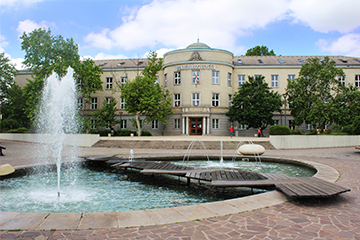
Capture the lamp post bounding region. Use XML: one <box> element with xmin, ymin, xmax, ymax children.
<box><xmin>282</xmin><ymin>93</ymin><xmax>288</xmax><ymax>127</ymax></box>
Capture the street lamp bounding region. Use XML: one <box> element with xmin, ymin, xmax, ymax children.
<box><xmin>282</xmin><ymin>93</ymin><xmax>288</xmax><ymax>127</ymax></box>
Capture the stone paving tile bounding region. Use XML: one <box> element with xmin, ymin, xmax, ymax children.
<box><xmin>0</xmin><ymin>140</ymin><xmax>359</xmax><ymax>239</ymax></box>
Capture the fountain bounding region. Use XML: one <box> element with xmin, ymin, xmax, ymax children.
<box><xmin>129</xmin><ymin>149</ymin><xmax>134</xmax><ymax>161</ymax></box>
<box><xmin>34</xmin><ymin>67</ymin><xmax>79</xmax><ymax>197</ymax></box>
<box><xmin>183</xmin><ymin>139</ymin><xmax>210</xmax><ymax>162</ymax></box>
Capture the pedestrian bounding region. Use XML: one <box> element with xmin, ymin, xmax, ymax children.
<box><xmin>257</xmin><ymin>128</ymin><xmax>262</xmax><ymax>137</ymax></box>
<box><xmin>0</xmin><ymin>142</ymin><xmax>6</xmax><ymax>156</ymax></box>
<box><xmin>230</xmin><ymin>125</ymin><xmax>233</xmax><ymax>138</ymax></box>
<box><xmin>110</xmin><ymin>126</ymin><xmax>115</xmax><ymax>136</ymax></box>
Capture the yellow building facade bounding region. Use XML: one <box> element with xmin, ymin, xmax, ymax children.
<box><xmin>15</xmin><ymin>41</ymin><xmax>360</xmax><ymax>136</ymax></box>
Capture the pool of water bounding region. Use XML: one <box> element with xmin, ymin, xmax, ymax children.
<box><xmin>0</xmin><ymin>160</ymin><xmax>315</xmax><ymax>213</ymax></box>
<box><xmin>0</xmin><ymin>166</ymin><xmax>254</xmax><ymax>213</ymax></box>
<box><xmin>174</xmin><ymin>160</ymin><xmax>315</xmax><ymax>177</ymax></box>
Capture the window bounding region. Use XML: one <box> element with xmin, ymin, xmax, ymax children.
<box><xmin>139</xmin><ymin>120</ymin><xmax>143</xmax><ymax>128</ymax></box>
<box><xmin>105</xmin><ymin>97</ymin><xmax>112</xmax><ymax>104</ymax></box>
<box><xmin>228</xmin><ymin>72</ymin><xmax>232</xmax><ymax>86</ymax></box>
<box><xmin>174</xmin><ymin>94</ymin><xmax>181</xmax><ymax>107</ymax></box>
<box><xmin>91</xmin><ymin>97</ymin><xmax>97</xmax><ymax>109</ymax></box>
<box><xmin>288</xmin><ymin>75</ymin><xmax>295</xmax><ymax>81</ymax></box>
<box><xmin>155</xmin><ymin>75</ymin><xmax>159</xmax><ymax>84</ymax></box>
<box><xmin>120</xmin><ymin>120</ymin><xmax>127</xmax><ymax>129</ymax></box>
<box><xmin>338</xmin><ymin>75</ymin><xmax>346</xmax><ymax>86</ymax></box>
<box><xmin>237</xmin><ymin>59</ymin><xmax>242</xmax><ymax>64</ymax></box>
<box><xmin>277</xmin><ymin>59</ymin><xmax>284</xmax><ymax>63</ymax></box>
<box><xmin>238</xmin><ymin>75</ymin><xmax>245</xmax><ymax>87</ymax></box>
<box><xmin>76</xmin><ymin>79</ymin><xmax>82</xmax><ymax>89</ymax></box>
<box><xmin>192</xmin><ymin>93</ymin><xmax>200</xmax><ymax>106</ymax></box>
<box><xmin>174</xmin><ymin>72</ymin><xmax>181</xmax><ymax>85</ymax></box>
<box><xmin>298</xmin><ymin>59</ymin><xmax>306</xmax><ymax>63</ymax></box>
<box><xmin>238</xmin><ymin>124</ymin><xmax>247</xmax><ymax>130</ymax></box>
<box><xmin>174</xmin><ymin>119</ymin><xmax>181</xmax><ymax>129</ymax></box>
<box><xmin>212</xmin><ymin>71</ymin><xmax>219</xmax><ymax>84</ymax></box>
<box><xmin>90</xmin><ymin>119</ymin><xmax>97</xmax><ymax>129</ymax></box>
<box><xmin>228</xmin><ymin>94</ymin><xmax>232</xmax><ymax>107</ymax></box>
<box><xmin>212</xmin><ymin>93</ymin><xmax>219</xmax><ymax>107</ymax></box>
<box><xmin>152</xmin><ymin>120</ymin><xmax>158</xmax><ymax>129</ymax></box>
<box><xmin>106</xmin><ymin>77</ymin><xmax>113</xmax><ymax>89</ymax></box>
<box><xmin>258</xmin><ymin>59</ymin><xmax>263</xmax><ymax>63</ymax></box>
<box><xmin>120</xmin><ymin>98</ymin><xmax>125</xmax><ymax>109</ymax></box>
<box><xmin>77</xmin><ymin>98</ymin><xmax>83</xmax><ymax>109</ymax></box>
<box><xmin>120</xmin><ymin>77</ymin><xmax>127</xmax><ymax>84</ymax></box>
<box><xmin>356</xmin><ymin>75</ymin><xmax>360</xmax><ymax>87</ymax></box>
<box><xmin>273</xmin><ymin>120</ymin><xmax>279</xmax><ymax>125</ymax></box>
<box><xmin>271</xmin><ymin>75</ymin><xmax>279</xmax><ymax>88</ymax></box>
<box><xmin>212</xmin><ymin>119</ymin><xmax>219</xmax><ymax>129</ymax></box>
<box><xmin>254</xmin><ymin>74</ymin><xmax>262</xmax><ymax>78</ymax></box>
<box><xmin>289</xmin><ymin>120</ymin><xmax>294</xmax><ymax>130</ymax></box>
<box><xmin>192</xmin><ymin>71</ymin><xmax>200</xmax><ymax>84</ymax></box>
<box><xmin>164</xmin><ymin>73</ymin><xmax>167</xmax><ymax>87</ymax></box>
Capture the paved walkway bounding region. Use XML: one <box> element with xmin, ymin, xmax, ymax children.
<box><xmin>0</xmin><ymin>139</ymin><xmax>359</xmax><ymax>239</ymax></box>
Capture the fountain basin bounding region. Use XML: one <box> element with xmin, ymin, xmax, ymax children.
<box><xmin>0</xmin><ymin>156</ymin><xmax>340</xmax><ymax>230</ymax></box>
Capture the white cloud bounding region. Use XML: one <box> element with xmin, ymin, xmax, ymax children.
<box><xmin>84</xmin><ymin>0</ymin><xmax>290</xmax><ymax>53</ymax></box>
<box><xmin>317</xmin><ymin>34</ymin><xmax>360</xmax><ymax>57</ymax></box>
<box><xmin>16</xmin><ymin>19</ymin><xmax>55</xmax><ymax>37</ymax></box>
<box><xmin>0</xmin><ymin>34</ymin><xmax>9</xmax><ymax>52</ymax></box>
<box><xmin>10</xmin><ymin>58</ymin><xmax>27</xmax><ymax>70</ymax></box>
<box><xmin>289</xmin><ymin>0</ymin><xmax>360</xmax><ymax>33</ymax></box>
<box><xmin>0</xmin><ymin>0</ymin><xmax>44</xmax><ymax>8</ymax></box>
<box><xmin>94</xmin><ymin>52</ymin><xmax>128</xmax><ymax>60</ymax></box>
<box><xmin>156</xmin><ymin>48</ymin><xmax>175</xmax><ymax>58</ymax></box>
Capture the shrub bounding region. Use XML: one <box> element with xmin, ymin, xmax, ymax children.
<box><xmin>291</xmin><ymin>129</ymin><xmax>303</xmax><ymax>135</ymax></box>
<box><xmin>6</xmin><ymin>127</ymin><xmax>31</xmax><ymax>133</ymax></box>
<box><xmin>119</xmin><ymin>130</ymin><xmax>135</xmax><ymax>136</ymax></box>
<box><xmin>306</xmin><ymin>129</ymin><xmax>318</xmax><ymax>135</ymax></box>
<box><xmin>341</xmin><ymin>125</ymin><xmax>352</xmax><ymax>134</ymax></box>
<box><xmin>352</xmin><ymin>116</ymin><xmax>360</xmax><ymax>135</ymax></box>
<box><xmin>141</xmin><ymin>130</ymin><xmax>152</xmax><ymax>136</ymax></box>
<box><xmin>269</xmin><ymin>125</ymin><xmax>291</xmax><ymax>135</ymax></box>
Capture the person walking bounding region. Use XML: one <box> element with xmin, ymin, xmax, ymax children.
<box><xmin>230</xmin><ymin>125</ymin><xmax>234</xmax><ymax>138</ymax></box>
<box><xmin>0</xmin><ymin>142</ymin><xmax>6</xmax><ymax>156</ymax></box>
<box><xmin>257</xmin><ymin>128</ymin><xmax>262</xmax><ymax>137</ymax></box>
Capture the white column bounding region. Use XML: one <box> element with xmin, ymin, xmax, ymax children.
<box><xmin>186</xmin><ymin>117</ymin><xmax>189</xmax><ymax>135</ymax></box>
<box><xmin>182</xmin><ymin>117</ymin><xmax>185</xmax><ymax>135</ymax></box>
<box><xmin>207</xmin><ymin>117</ymin><xmax>210</xmax><ymax>135</ymax></box>
<box><xmin>203</xmin><ymin>116</ymin><xmax>206</xmax><ymax>135</ymax></box>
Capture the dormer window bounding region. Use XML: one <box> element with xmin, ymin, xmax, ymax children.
<box><xmin>257</xmin><ymin>59</ymin><xmax>263</xmax><ymax>63</ymax></box>
<box><xmin>298</xmin><ymin>59</ymin><xmax>306</xmax><ymax>63</ymax></box>
<box><xmin>237</xmin><ymin>59</ymin><xmax>242</xmax><ymax>64</ymax></box>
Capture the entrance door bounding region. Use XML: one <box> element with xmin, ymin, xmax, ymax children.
<box><xmin>190</xmin><ymin>118</ymin><xmax>202</xmax><ymax>135</ymax></box>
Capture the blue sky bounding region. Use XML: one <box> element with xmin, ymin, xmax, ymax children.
<box><xmin>1</xmin><ymin>0</ymin><xmax>360</xmax><ymax>69</ymax></box>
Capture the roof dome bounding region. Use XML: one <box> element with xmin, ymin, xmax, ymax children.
<box><xmin>186</xmin><ymin>39</ymin><xmax>210</xmax><ymax>49</ymax></box>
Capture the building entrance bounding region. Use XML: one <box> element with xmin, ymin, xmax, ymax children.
<box><xmin>190</xmin><ymin>118</ymin><xmax>202</xmax><ymax>135</ymax></box>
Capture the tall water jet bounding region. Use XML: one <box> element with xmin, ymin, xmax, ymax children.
<box><xmin>34</xmin><ymin>68</ymin><xmax>79</xmax><ymax>197</ymax></box>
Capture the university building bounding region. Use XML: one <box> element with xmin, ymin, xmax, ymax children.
<box><xmin>15</xmin><ymin>41</ymin><xmax>360</xmax><ymax>136</ymax></box>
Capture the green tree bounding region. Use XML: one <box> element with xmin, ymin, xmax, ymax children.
<box><xmin>73</xmin><ymin>58</ymin><xmax>103</xmax><ymax>104</ymax></box>
<box><xmin>20</xmin><ymin>28</ymin><xmax>80</xmax><ymax>79</ymax></box>
<box><xmin>1</xmin><ymin>84</ymin><xmax>29</xmax><ymax>130</ymax></box>
<box><xmin>286</xmin><ymin>57</ymin><xmax>345</xmax><ymax>130</ymax></box>
<box><xmin>121</xmin><ymin>51</ymin><xmax>173</xmax><ymax>136</ymax></box>
<box><xmin>331</xmin><ymin>85</ymin><xmax>360</xmax><ymax>127</ymax></box>
<box><xmin>20</xmin><ymin>28</ymin><xmax>103</xmax><ymax>126</ymax></box>
<box><xmin>0</xmin><ymin>52</ymin><xmax>17</xmax><ymax>103</ymax></box>
<box><xmin>226</xmin><ymin>75</ymin><xmax>282</xmax><ymax>133</ymax></box>
<box><xmin>0</xmin><ymin>53</ymin><xmax>29</xmax><ymax>131</ymax></box>
<box><xmin>92</xmin><ymin>98</ymin><xmax>120</xmax><ymax>128</ymax></box>
<box><xmin>245</xmin><ymin>45</ymin><xmax>276</xmax><ymax>56</ymax></box>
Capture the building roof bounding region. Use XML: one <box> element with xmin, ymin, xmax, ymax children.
<box><xmin>92</xmin><ymin>55</ymin><xmax>360</xmax><ymax>70</ymax></box>
<box><xmin>233</xmin><ymin>55</ymin><xmax>360</xmax><ymax>67</ymax></box>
